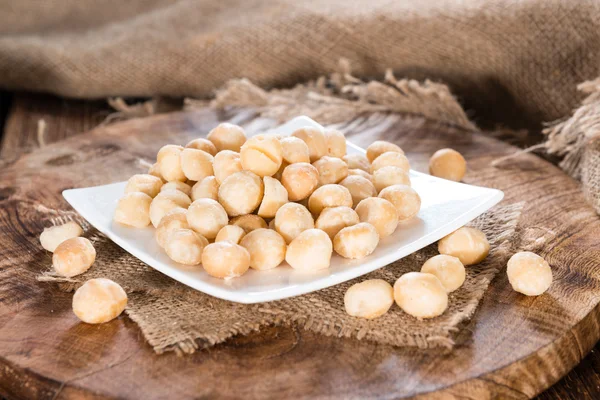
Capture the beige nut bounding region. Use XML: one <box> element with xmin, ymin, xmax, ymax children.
<box><xmin>53</xmin><ymin>237</ymin><xmax>96</xmax><ymax>277</ymax></box>
<box><xmin>373</xmin><ymin>166</ymin><xmax>411</xmax><ymax>192</ymax></box>
<box><xmin>185</xmin><ymin>138</ymin><xmax>217</xmax><ymax>155</ymax></box>
<box><xmin>155</xmin><ymin>210</ymin><xmax>190</xmax><ymax>248</ymax></box>
<box><xmin>40</xmin><ymin>221</ymin><xmax>84</xmax><ymax>252</ymax></box>
<box><xmin>429</xmin><ymin>148</ymin><xmax>466</xmax><ymax>182</ymax></box>
<box><xmin>421</xmin><ymin>255</ymin><xmax>466</xmax><ymax>292</ymax></box>
<box><xmin>149</xmin><ymin>189</ymin><xmax>192</xmax><ymax>227</ymax></box>
<box><xmin>215</xmin><ymin>225</ymin><xmax>246</xmax><ymax>244</ymax></box>
<box><xmin>378</xmin><ymin>185</ymin><xmax>421</xmax><ymax>221</ymax></box>
<box><xmin>202</xmin><ymin>241</ymin><xmax>250</xmax><ymax>279</ymax></box>
<box><xmin>161</xmin><ymin>181</ymin><xmax>192</xmax><ymax>197</ymax></box>
<box><xmin>213</xmin><ymin>150</ymin><xmax>243</xmax><ymax>184</ymax></box>
<box><xmin>291</xmin><ymin>126</ymin><xmax>327</xmax><ymax>162</ymax></box>
<box><xmin>371</xmin><ymin>151</ymin><xmax>410</xmax><ymax>174</ymax></box>
<box><xmin>114</xmin><ymin>192</ymin><xmax>153</xmax><ymax>228</ymax></box>
<box><xmin>240</xmin><ymin>134</ymin><xmax>283</xmax><ymax>177</ymax></box>
<box><xmin>507</xmin><ymin>251</ymin><xmax>552</xmax><ymax>296</ymax></box>
<box><xmin>343</xmin><ymin>154</ymin><xmax>370</xmax><ymax>172</ymax></box>
<box><xmin>394</xmin><ymin>272</ymin><xmax>448</xmax><ymax>319</ymax></box>
<box><xmin>218</xmin><ymin>171</ymin><xmax>264</xmax><ymax>216</ymax></box>
<box><xmin>186</xmin><ymin>198</ymin><xmax>228</xmax><ymax>240</ymax></box>
<box><xmin>307</xmin><ymin>184</ymin><xmax>353</xmax><ymax>215</ymax></box>
<box><xmin>339</xmin><ymin>175</ymin><xmax>377</xmax><ymax>207</ymax></box>
<box><xmin>333</xmin><ymin>222</ymin><xmax>379</xmax><ymax>259</ymax></box>
<box><xmin>315</xmin><ymin>206</ymin><xmax>359</xmax><ymax>239</ymax></box>
<box><xmin>366</xmin><ymin>140</ymin><xmax>404</xmax><ymax>163</ymax></box>
<box><xmin>274</xmin><ymin>203</ymin><xmax>315</xmax><ymax>243</ymax></box>
<box><xmin>147</xmin><ymin>162</ymin><xmax>165</xmax><ymax>181</ymax></box>
<box><xmin>164</xmin><ymin>228</ymin><xmax>208</xmax><ymax>265</ymax></box>
<box><xmin>207</xmin><ymin>123</ymin><xmax>247</xmax><ymax>152</ymax></box>
<box><xmin>281</xmin><ymin>162</ymin><xmax>320</xmax><ymax>201</ymax></box>
<box><xmin>323</xmin><ymin>129</ymin><xmax>346</xmax><ymax>158</ymax></box>
<box><xmin>344</xmin><ymin>279</ymin><xmax>394</xmax><ymax>319</ymax></box>
<box><xmin>312</xmin><ymin>156</ymin><xmax>348</xmax><ymax>185</ymax></box>
<box><xmin>180</xmin><ymin>148</ymin><xmax>214</xmax><ymax>181</ymax></box>
<box><xmin>230</xmin><ymin>214</ymin><xmax>268</xmax><ymax>232</ymax></box>
<box><xmin>285</xmin><ymin>229</ymin><xmax>332</xmax><ymax>271</ymax></box>
<box><xmin>438</xmin><ymin>226</ymin><xmax>490</xmax><ymax>266</ymax></box>
<box><xmin>355</xmin><ymin>197</ymin><xmax>399</xmax><ymax>238</ymax></box>
<box><xmin>280</xmin><ymin>136</ymin><xmax>310</xmax><ymax>164</ymax></box>
<box><xmin>347</xmin><ymin>168</ymin><xmax>373</xmax><ymax>182</ymax></box>
<box><xmin>157</xmin><ymin>144</ymin><xmax>186</xmax><ymax>182</ymax></box>
<box><xmin>257</xmin><ymin>176</ymin><xmax>289</xmax><ymax>218</ymax></box>
<box><xmin>240</xmin><ymin>228</ymin><xmax>287</xmax><ymax>270</ymax></box>
<box><xmin>191</xmin><ymin>176</ymin><xmax>219</xmax><ymax>201</ymax></box>
<box><xmin>72</xmin><ymin>278</ymin><xmax>127</xmax><ymax>324</ymax></box>
<box><xmin>125</xmin><ymin>174</ymin><xmax>163</xmax><ymax>198</ymax></box>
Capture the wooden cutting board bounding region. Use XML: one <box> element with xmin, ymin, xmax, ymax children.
<box><xmin>1</xmin><ymin>108</ymin><xmax>599</xmax><ymax>399</ymax></box>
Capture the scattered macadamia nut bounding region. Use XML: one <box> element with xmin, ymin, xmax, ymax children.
<box><xmin>218</xmin><ymin>171</ymin><xmax>264</xmax><ymax>216</ymax></box>
<box><xmin>186</xmin><ymin>198</ymin><xmax>228</xmax><ymax>239</ymax></box>
<box><xmin>114</xmin><ymin>192</ymin><xmax>153</xmax><ymax>228</ymax></box>
<box><xmin>438</xmin><ymin>226</ymin><xmax>490</xmax><ymax>266</ymax></box>
<box><xmin>292</xmin><ymin>126</ymin><xmax>328</xmax><ymax>162</ymax></box>
<box><xmin>394</xmin><ymin>272</ymin><xmax>448</xmax><ymax>319</ymax></box>
<box><xmin>281</xmin><ymin>162</ymin><xmax>319</xmax><ymax>201</ymax></box>
<box><xmin>507</xmin><ymin>252</ymin><xmax>553</xmax><ymax>296</ymax></box>
<box><xmin>324</xmin><ymin>129</ymin><xmax>346</xmax><ymax>158</ymax></box>
<box><xmin>241</xmin><ymin>228</ymin><xmax>287</xmax><ymax>270</ymax></box>
<box><xmin>53</xmin><ymin>237</ymin><xmax>96</xmax><ymax>277</ymax></box>
<box><xmin>373</xmin><ymin>166</ymin><xmax>411</xmax><ymax>192</ymax></box>
<box><xmin>371</xmin><ymin>151</ymin><xmax>410</xmax><ymax>174</ymax></box>
<box><xmin>207</xmin><ymin>123</ymin><xmax>247</xmax><ymax>152</ymax></box>
<box><xmin>355</xmin><ymin>197</ymin><xmax>399</xmax><ymax>238</ymax></box>
<box><xmin>257</xmin><ymin>176</ymin><xmax>289</xmax><ymax>218</ymax></box>
<box><xmin>164</xmin><ymin>228</ymin><xmax>208</xmax><ymax>265</ymax></box>
<box><xmin>149</xmin><ymin>190</ymin><xmax>192</xmax><ymax>227</ymax></box>
<box><xmin>312</xmin><ymin>156</ymin><xmax>348</xmax><ymax>185</ymax></box>
<box><xmin>40</xmin><ymin>222</ymin><xmax>84</xmax><ymax>252</ymax></box>
<box><xmin>366</xmin><ymin>140</ymin><xmax>404</xmax><ymax>163</ymax></box>
<box><xmin>191</xmin><ymin>176</ymin><xmax>219</xmax><ymax>201</ymax></box>
<box><xmin>429</xmin><ymin>148</ymin><xmax>466</xmax><ymax>182</ymax></box>
<box><xmin>339</xmin><ymin>175</ymin><xmax>377</xmax><ymax>207</ymax></box>
<box><xmin>72</xmin><ymin>278</ymin><xmax>127</xmax><ymax>324</ymax></box>
<box><xmin>279</xmin><ymin>136</ymin><xmax>310</xmax><ymax>164</ymax></box>
<box><xmin>161</xmin><ymin>181</ymin><xmax>192</xmax><ymax>197</ymax></box>
<box><xmin>315</xmin><ymin>206</ymin><xmax>359</xmax><ymax>239</ymax></box>
<box><xmin>147</xmin><ymin>162</ymin><xmax>165</xmax><ymax>181</ymax></box>
<box><xmin>240</xmin><ymin>134</ymin><xmax>283</xmax><ymax>177</ymax></box>
<box><xmin>421</xmin><ymin>255</ymin><xmax>466</xmax><ymax>293</ymax></box>
<box><xmin>185</xmin><ymin>138</ymin><xmax>217</xmax><ymax>155</ymax></box>
<box><xmin>202</xmin><ymin>241</ymin><xmax>250</xmax><ymax>279</ymax></box>
<box><xmin>286</xmin><ymin>229</ymin><xmax>332</xmax><ymax>271</ymax></box>
<box><xmin>274</xmin><ymin>203</ymin><xmax>315</xmax><ymax>243</ymax></box>
<box><xmin>213</xmin><ymin>150</ymin><xmax>243</xmax><ymax>184</ymax></box>
<box><xmin>344</xmin><ymin>279</ymin><xmax>394</xmax><ymax>319</ymax></box>
<box><xmin>180</xmin><ymin>148</ymin><xmax>214</xmax><ymax>181</ymax></box>
<box><xmin>125</xmin><ymin>174</ymin><xmax>163</xmax><ymax>198</ymax></box>
<box><xmin>308</xmin><ymin>184</ymin><xmax>353</xmax><ymax>215</ymax></box>
<box><xmin>378</xmin><ymin>185</ymin><xmax>421</xmax><ymax>221</ymax></box>
<box><xmin>157</xmin><ymin>145</ymin><xmax>186</xmax><ymax>182</ymax></box>
<box><xmin>230</xmin><ymin>214</ymin><xmax>268</xmax><ymax>232</ymax></box>
<box><xmin>155</xmin><ymin>211</ymin><xmax>190</xmax><ymax>248</ymax></box>
<box><xmin>347</xmin><ymin>168</ymin><xmax>374</xmax><ymax>182</ymax></box>
<box><xmin>343</xmin><ymin>154</ymin><xmax>370</xmax><ymax>172</ymax></box>
<box><xmin>333</xmin><ymin>222</ymin><xmax>379</xmax><ymax>259</ymax></box>
<box><xmin>215</xmin><ymin>225</ymin><xmax>246</xmax><ymax>244</ymax></box>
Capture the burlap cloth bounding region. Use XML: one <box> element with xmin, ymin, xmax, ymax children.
<box><xmin>40</xmin><ymin>202</ymin><xmax>523</xmax><ymax>354</ymax></box>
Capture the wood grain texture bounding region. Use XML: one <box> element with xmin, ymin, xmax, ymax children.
<box><xmin>0</xmin><ymin>107</ymin><xmax>600</xmax><ymax>399</ymax></box>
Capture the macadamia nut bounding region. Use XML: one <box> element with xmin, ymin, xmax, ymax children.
<box><xmin>373</xmin><ymin>166</ymin><xmax>410</xmax><ymax>192</ymax></box>
<box><xmin>347</xmin><ymin>168</ymin><xmax>373</xmax><ymax>182</ymax></box>
<box><xmin>240</xmin><ymin>228</ymin><xmax>287</xmax><ymax>270</ymax></box>
<box><xmin>308</xmin><ymin>184</ymin><xmax>353</xmax><ymax>215</ymax></box>
<box><xmin>421</xmin><ymin>255</ymin><xmax>466</xmax><ymax>292</ymax></box>
<box><xmin>72</xmin><ymin>278</ymin><xmax>127</xmax><ymax>324</ymax></box>
<box><xmin>438</xmin><ymin>226</ymin><xmax>490</xmax><ymax>266</ymax></box>
<box><xmin>312</xmin><ymin>156</ymin><xmax>348</xmax><ymax>185</ymax></box>
<box><xmin>274</xmin><ymin>203</ymin><xmax>315</xmax><ymax>243</ymax></box>
<box><xmin>186</xmin><ymin>198</ymin><xmax>228</xmax><ymax>239</ymax></box>
<box><xmin>333</xmin><ymin>222</ymin><xmax>379</xmax><ymax>259</ymax></box>
<box><xmin>292</xmin><ymin>126</ymin><xmax>327</xmax><ymax>162</ymax></box>
<box><xmin>161</xmin><ymin>181</ymin><xmax>192</xmax><ymax>197</ymax></box>
<box><xmin>147</xmin><ymin>162</ymin><xmax>165</xmax><ymax>181</ymax></box>
<box><xmin>279</xmin><ymin>136</ymin><xmax>310</xmax><ymax>164</ymax></box>
<box><xmin>378</xmin><ymin>185</ymin><xmax>421</xmax><ymax>221</ymax></box>
<box><xmin>240</xmin><ymin>134</ymin><xmax>283</xmax><ymax>177</ymax></box>
<box><xmin>185</xmin><ymin>138</ymin><xmax>217</xmax><ymax>155</ymax></box>
<box><xmin>257</xmin><ymin>176</ymin><xmax>289</xmax><ymax>218</ymax></box>
<box><xmin>281</xmin><ymin>162</ymin><xmax>319</xmax><ymax>201</ymax></box>
<box><xmin>40</xmin><ymin>221</ymin><xmax>84</xmax><ymax>252</ymax></box>
<box><xmin>218</xmin><ymin>171</ymin><xmax>264</xmax><ymax>216</ymax></box>
<box><xmin>155</xmin><ymin>210</ymin><xmax>190</xmax><ymax>248</ymax></box>
<box><xmin>114</xmin><ymin>192</ymin><xmax>153</xmax><ymax>228</ymax></box>
<box><xmin>207</xmin><ymin>123</ymin><xmax>247</xmax><ymax>152</ymax></box>
<box><xmin>507</xmin><ymin>252</ymin><xmax>552</xmax><ymax>296</ymax></box>
<box><xmin>343</xmin><ymin>154</ymin><xmax>370</xmax><ymax>172</ymax></box>
<box><xmin>366</xmin><ymin>140</ymin><xmax>404</xmax><ymax>163</ymax></box>
<box><xmin>394</xmin><ymin>272</ymin><xmax>448</xmax><ymax>319</ymax></box>
<box><xmin>53</xmin><ymin>237</ymin><xmax>96</xmax><ymax>277</ymax></box>
<box><xmin>191</xmin><ymin>176</ymin><xmax>219</xmax><ymax>201</ymax></box>
<box><xmin>324</xmin><ymin>129</ymin><xmax>346</xmax><ymax>158</ymax></box>
<box><xmin>429</xmin><ymin>148</ymin><xmax>466</xmax><ymax>182</ymax></box>
<box><xmin>215</xmin><ymin>225</ymin><xmax>246</xmax><ymax>244</ymax></box>
<box><xmin>230</xmin><ymin>214</ymin><xmax>268</xmax><ymax>232</ymax></box>
<box><xmin>125</xmin><ymin>174</ymin><xmax>163</xmax><ymax>198</ymax></box>
<box><xmin>149</xmin><ymin>189</ymin><xmax>192</xmax><ymax>227</ymax></box>
<box><xmin>285</xmin><ymin>229</ymin><xmax>332</xmax><ymax>271</ymax></box>
<box><xmin>339</xmin><ymin>175</ymin><xmax>377</xmax><ymax>207</ymax></box>
<box><xmin>164</xmin><ymin>228</ymin><xmax>208</xmax><ymax>265</ymax></box>
<box><xmin>355</xmin><ymin>197</ymin><xmax>399</xmax><ymax>238</ymax></box>
<box><xmin>157</xmin><ymin>144</ymin><xmax>186</xmax><ymax>182</ymax></box>
<box><xmin>315</xmin><ymin>206</ymin><xmax>359</xmax><ymax>239</ymax></box>
<box><xmin>213</xmin><ymin>150</ymin><xmax>243</xmax><ymax>184</ymax></box>
<box><xmin>344</xmin><ymin>279</ymin><xmax>394</xmax><ymax>319</ymax></box>
<box><xmin>202</xmin><ymin>241</ymin><xmax>250</xmax><ymax>279</ymax></box>
<box><xmin>180</xmin><ymin>148</ymin><xmax>214</xmax><ymax>181</ymax></box>
<box><xmin>371</xmin><ymin>151</ymin><xmax>410</xmax><ymax>174</ymax></box>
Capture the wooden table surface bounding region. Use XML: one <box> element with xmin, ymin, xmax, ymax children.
<box><xmin>1</xmin><ymin>92</ymin><xmax>599</xmax><ymax>399</ymax></box>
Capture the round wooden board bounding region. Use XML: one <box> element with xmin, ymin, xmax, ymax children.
<box><xmin>1</xmin><ymin>109</ymin><xmax>600</xmax><ymax>400</ymax></box>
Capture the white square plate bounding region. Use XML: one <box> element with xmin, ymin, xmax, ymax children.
<box><xmin>63</xmin><ymin>116</ymin><xmax>503</xmax><ymax>304</ymax></box>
